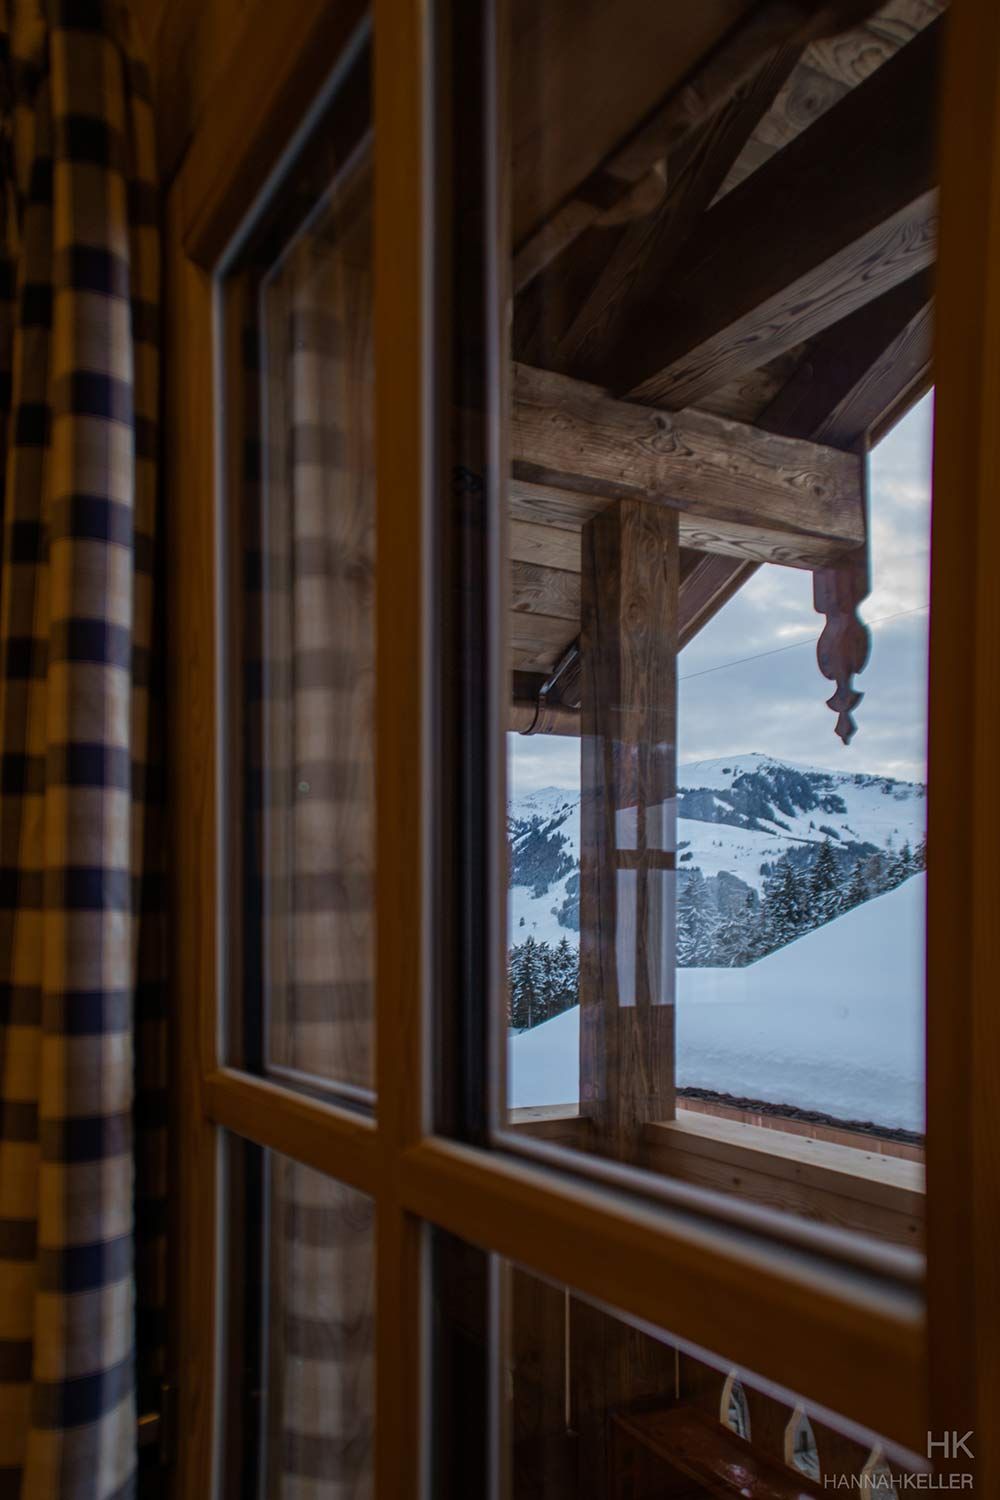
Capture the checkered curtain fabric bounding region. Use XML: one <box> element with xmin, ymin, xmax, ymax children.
<box><xmin>0</xmin><ymin>1</ymin><xmax>163</xmax><ymax>1496</ymax></box>
<box><xmin>253</xmin><ymin>163</ymin><xmax>375</xmax><ymax>1498</ymax></box>
<box><xmin>263</xmin><ymin>217</ymin><xmax>375</xmax><ymax>1098</ymax></box>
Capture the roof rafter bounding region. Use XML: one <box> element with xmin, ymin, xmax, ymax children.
<box><xmin>577</xmin><ymin>17</ymin><xmax>940</xmax><ymax>409</ymax></box>
<box><xmin>513</xmin><ymin>0</ymin><xmax>886</xmax><ymax>292</ymax></box>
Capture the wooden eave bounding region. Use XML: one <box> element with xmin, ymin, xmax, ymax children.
<box><xmin>507</xmin><ymin>0</ymin><xmax>940</xmax><ymax>732</ymax></box>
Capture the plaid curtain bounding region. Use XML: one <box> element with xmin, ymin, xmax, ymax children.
<box><xmin>253</xmin><ymin>158</ymin><xmax>375</xmax><ymax>1498</ymax></box>
<box><xmin>0</xmin><ymin>1</ymin><xmax>162</xmax><ymax>1496</ymax></box>
<box><xmin>261</xmin><ymin>207</ymin><xmax>375</xmax><ymax>1099</ymax></box>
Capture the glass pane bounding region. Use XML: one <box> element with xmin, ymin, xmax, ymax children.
<box><xmin>224</xmin><ymin>1138</ymin><xmax>375</xmax><ymax>1497</ymax></box>
<box><xmin>494</xmin><ymin>0</ymin><xmax>943</xmax><ymax>1246</ymax></box>
<box><xmin>225</xmin><ymin>33</ymin><xmax>376</xmax><ymax>1106</ymax></box>
<box><xmin>431</xmin><ymin>1237</ymin><xmax>935</xmax><ymax>1499</ymax></box>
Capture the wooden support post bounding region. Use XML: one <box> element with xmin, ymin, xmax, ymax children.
<box><xmin>579</xmin><ymin>498</ymin><xmax>678</xmax><ymax>1162</ymax></box>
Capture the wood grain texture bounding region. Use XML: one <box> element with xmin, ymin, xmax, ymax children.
<box><xmin>560</xmin><ymin>40</ymin><xmax>805</xmax><ymax>371</ymax></box>
<box><xmin>571</xmin><ymin>1296</ymin><xmax>676</xmax><ymax>1500</ymax></box>
<box><xmin>612</xmin><ymin>1406</ymin><xmax>827</xmax><ymax>1499</ymax></box>
<box><xmin>202</xmin><ymin>1070</ymin><xmax>378</xmax><ymax>1187</ymax></box>
<box><xmin>176</xmin><ymin>0</ymin><xmax>369</xmax><ymax>265</ymax></box>
<box><xmin>629</xmin><ymin>195</ymin><xmax>937</xmax><ymax>412</ymax></box>
<box><xmin>165</xmin><ymin>186</ymin><xmax>219</xmax><ymax>1500</ymax></box>
<box><xmin>402</xmin><ymin>1137</ymin><xmax>926</xmax><ymax>1452</ymax></box>
<box><xmin>509</xmin><ymin>518</ymin><xmax>581</xmax><ymax>573</ymax></box>
<box><xmin>512</xmin><ymin>362</ymin><xmax>866</xmax><ymax>569</ymax></box>
<box><xmin>579</xmin><ymin>500</ymin><xmax>678</xmax><ymax>1161</ymax></box>
<box><xmin>510</xmin><ymin>610</ymin><xmax>578</xmax><ymax>673</ymax></box>
<box><xmin>677</xmin><ymin>554</ymin><xmax>759</xmax><ymax>650</ymax></box>
<box><xmin>509</xmin><ymin>1272</ymin><xmax>576</xmax><ymax>1497</ymax></box>
<box><xmin>373</xmin><ymin>2</ymin><xmax>427</xmax><ymax>1495</ymax></box>
<box><xmin>757</xmin><ymin>270</ymin><xmax>933</xmax><ymax>448</ymax></box>
<box><xmin>697</xmin><ymin>346</ymin><xmax>808</xmax><ymax>425</ymax></box>
<box><xmin>646</xmin><ymin>1117</ymin><xmax>923</xmax><ymax>1249</ymax></box>
<box><xmin>925</xmin><ymin>0</ymin><xmax>1000</xmax><ymax>1489</ymax></box>
<box><xmin>509</xmin><ymin>0</ymin><xmax>751</xmax><ymax>248</ymax></box>
<box><xmin>133</xmin><ymin>0</ymin><xmax>253</xmax><ymax>179</ymax></box>
<box><xmin>511</xmin><ymin>559</ymin><xmax>581</xmax><ymax>621</ymax></box>
<box><xmin>593</xmin><ymin>19</ymin><xmax>941</xmax><ymax>408</ymax></box>
<box><xmin>677</xmin><ymin>1096</ymin><xmax>923</xmax><ymax>1162</ymax></box>
<box><xmin>511</xmin><ymin>0</ymin><xmax>889</xmax><ymax>292</ymax></box>
<box><xmin>717</xmin><ymin>0</ymin><xmax>943</xmax><ymax>203</ymax></box>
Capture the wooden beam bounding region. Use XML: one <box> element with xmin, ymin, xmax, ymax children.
<box><xmin>510</xmin><ymin>0</ymin><xmax>754</xmax><ymax>251</ymax></box>
<box><xmin>512</xmin><ymin>362</ymin><xmax>865</xmax><ymax>569</ymax></box>
<box><xmin>757</xmin><ymin>269</ymin><xmax>933</xmax><ymax>447</ymax></box>
<box><xmin>509</xmin><ymin>517</ymin><xmax>580</xmax><ymax>573</ymax></box>
<box><xmin>511</xmin><ymin>558</ymin><xmax>581</xmax><ymax>622</ymax></box>
<box><xmin>508</xmin><ymin>273</ymin><xmax>925</xmax><ymax>723</ymax></box>
<box><xmin>558</xmin><ymin>40</ymin><xmax>805</xmax><ymax>367</ymax></box>
<box><xmin>512</xmin><ymin>0</ymin><xmax>887</xmax><ymax>291</ymax></box>
<box><xmin>579</xmin><ymin>500</ymin><xmax>678</xmax><ymax>1160</ymax></box>
<box><xmin>645</xmin><ymin>1115</ymin><xmax>924</xmax><ymax>1249</ymax></box>
<box><xmin>678</xmin><ymin>554</ymin><xmax>759</xmax><ymax>650</ymax></box>
<box><xmin>507</xmin><ymin>268</ymin><xmax>927</xmax><ymax>720</ymax></box>
<box><xmin>587</xmin><ymin>18</ymin><xmax>940</xmax><ymax>408</ymax></box>
<box><xmin>509</xmin><ymin>610</ymin><xmax>577</xmax><ymax>674</ymax></box>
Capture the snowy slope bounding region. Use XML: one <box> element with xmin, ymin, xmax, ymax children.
<box><xmin>509</xmin><ymin>873</ymin><xmax>925</xmax><ymax>1131</ymax></box>
<box><xmin>508</xmin><ymin>754</ymin><xmax>925</xmax><ymax>945</ymax></box>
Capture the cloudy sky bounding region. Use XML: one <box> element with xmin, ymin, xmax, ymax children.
<box><xmin>510</xmin><ymin>391</ymin><xmax>933</xmax><ymax>796</ymax></box>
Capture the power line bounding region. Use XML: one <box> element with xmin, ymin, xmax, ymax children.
<box><xmin>679</xmin><ymin>604</ymin><xmax>928</xmax><ymax>683</ymax></box>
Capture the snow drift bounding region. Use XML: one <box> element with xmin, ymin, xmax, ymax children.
<box><xmin>508</xmin><ymin>873</ymin><xmax>925</xmax><ymax>1132</ymax></box>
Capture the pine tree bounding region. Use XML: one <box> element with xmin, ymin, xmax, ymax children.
<box><xmin>677</xmin><ymin>868</ymin><xmax>719</xmax><ymax>966</ymax></box>
<box><xmin>844</xmin><ymin>859</ymin><xmax>869</xmax><ymax>910</ymax></box>
<box><xmin>714</xmin><ymin>896</ymin><xmax>755</xmax><ymax>967</ymax></box>
<box><xmin>891</xmin><ymin>839</ymin><xmax>914</xmax><ymax>885</ymax></box>
<box><xmin>809</xmin><ymin>839</ymin><xmax>840</xmax><ymax>923</ymax></box>
<box><xmin>763</xmin><ymin>861</ymin><xmax>806</xmax><ymax>949</ymax></box>
<box><xmin>508</xmin><ymin>937</ymin><xmax>546</xmax><ymax>1029</ymax></box>
<box><xmin>863</xmin><ymin>850</ymin><xmax>889</xmax><ymax>896</ymax></box>
<box><xmin>550</xmin><ymin>936</ymin><xmax>578</xmax><ymax>1017</ymax></box>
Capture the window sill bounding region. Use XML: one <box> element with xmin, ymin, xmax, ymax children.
<box><xmin>645</xmin><ymin>1112</ymin><xmax>924</xmax><ymax>1248</ymax></box>
<box><xmin>506</xmin><ymin>1103</ymin><xmax>924</xmax><ymax>1247</ymax></box>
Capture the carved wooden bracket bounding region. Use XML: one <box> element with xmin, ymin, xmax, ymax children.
<box><xmin>813</xmin><ymin>554</ymin><xmax>871</xmax><ymax>744</ymax></box>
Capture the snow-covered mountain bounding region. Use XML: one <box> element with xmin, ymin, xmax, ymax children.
<box><xmin>508</xmin><ymin>752</ymin><xmax>926</xmax><ymax>949</ymax></box>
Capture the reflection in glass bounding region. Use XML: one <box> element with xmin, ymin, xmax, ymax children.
<box><xmin>226</xmin><ymin>1140</ymin><xmax>375</xmax><ymax>1498</ymax></box>
<box><xmin>225</xmin><ymin>37</ymin><xmax>376</xmax><ymax>1107</ymax></box>
<box><xmin>431</xmin><ymin>1243</ymin><xmax>926</xmax><ymax>1499</ymax></box>
<box><xmin>501</xmin><ymin>0</ymin><xmax>936</xmax><ymax>1239</ymax></box>
<box><xmin>505</xmin><ymin>402</ymin><xmax>930</xmax><ymax>1247</ymax></box>
<box><xmin>259</xmin><ymin>148</ymin><xmax>375</xmax><ymax>1100</ymax></box>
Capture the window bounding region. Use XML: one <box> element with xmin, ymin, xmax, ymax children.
<box><xmin>165</xmin><ymin>0</ymin><xmax>1000</xmax><ymax>1493</ymax></box>
<box><xmin>430</xmin><ymin>1243</ymin><xmax>928</xmax><ymax>1498</ymax></box>
<box><xmin>498</xmin><ymin>6</ymin><xmax>938</xmax><ymax>1257</ymax></box>
<box><xmin>223</xmin><ymin>33</ymin><xmax>376</xmax><ymax>1107</ymax></box>
<box><xmin>505</xmin><ymin>398</ymin><xmax>931</xmax><ymax>1246</ymax></box>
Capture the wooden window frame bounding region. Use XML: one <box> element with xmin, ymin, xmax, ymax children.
<box><xmin>166</xmin><ymin>0</ymin><xmax>1000</xmax><ymax>1493</ymax></box>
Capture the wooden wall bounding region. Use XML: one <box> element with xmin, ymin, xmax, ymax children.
<box><xmin>133</xmin><ymin>0</ymin><xmax>260</xmax><ymax>182</ymax></box>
